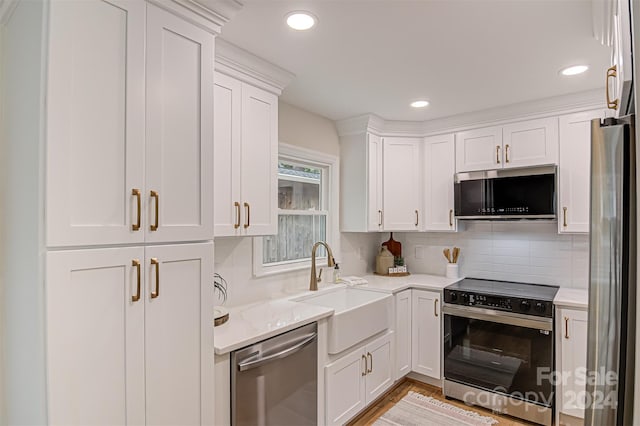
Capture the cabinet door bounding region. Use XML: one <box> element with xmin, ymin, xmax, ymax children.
<box><xmin>144</xmin><ymin>243</ymin><xmax>214</xmax><ymax>426</ymax></box>
<box><xmin>383</xmin><ymin>137</ymin><xmax>422</xmax><ymax>231</ymax></box>
<box><xmin>558</xmin><ymin>309</ymin><xmax>588</xmax><ymax>419</ymax></box>
<box><xmin>213</xmin><ymin>72</ymin><xmax>242</xmax><ymax>237</ymax></box>
<box><xmin>502</xmin><ymin>117</ymin><xmax>558</xmax><ymax>168</ymax></box>
<box><xmin>367</xmin><ymin>133</ymin><xmax>384</xmax><ymax>231</ymax></box>
<box><xmin>146</xmin><ymin>5</ymin><xmax>214</xmax><ymax>243</ymax></box>
<box><xmin>395</xmin><ymin>290</ymin><xmax>412</xmax><ymax>379</ymax></box>
<box><xmin>558</xmin><ymin>111</ymin><xmax>602</xmax><ymax>233</ymax></box>
<box><xmin>609</xmin><ymin>0</ymin><xmax>633</xmax><ymax>118</ymax></box>
<box><xmin>46</xmin><ymin>247</ymin><xmax>145</xmax><ymax>425</ymax></box>
<box><xmin>424</xmin><ymin>134</ymin><xmax>456</xmax><ymax>231</ymax></box>
<box><xmin>241</xmin><ymin>84</ymin><xmax>278</xmax><ymax>236</ymax></box>
<box><xmin>455</xmin><ymin>126</ymin><xmax>502</xmax><ymax>172</ymax></box>
<box><xmin>46</xmin><ymin>0</ymin><xmax>145</xmax><ymax>247</ymax></box>
<box><xmin>325</xmin><ymin>348</ymin><xmax>366</xmax><ymax>426</ymax></box>
<box><xmin>365</xmin><ymin>333</ymin><xmax>393</xmax><ymax>403</ymax></box>
<box><xmin>412</xmin><ymin>289</ymin><xmax>441</xmax><ymax>379</ymax></box>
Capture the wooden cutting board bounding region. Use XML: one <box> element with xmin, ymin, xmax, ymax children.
<box><xmin>382</xmin><ymin>232</ymin><xmax>402</xmax><ymax>258</ymax></box>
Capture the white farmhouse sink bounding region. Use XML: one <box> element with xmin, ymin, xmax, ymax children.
<box><xmin>298</xmin><ymin>288</ymin><xmax>392</xmax><ymax>354</ymax></box>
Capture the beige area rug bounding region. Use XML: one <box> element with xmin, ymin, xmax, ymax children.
<box><xmin>373</xmin><ymin>391</ymin><xmax>499</xmax><ymax>426</ymax></box>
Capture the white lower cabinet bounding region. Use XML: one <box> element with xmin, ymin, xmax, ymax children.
<box><xmin>394</xmin><ymin>289</ymin><xmax>412</xmax><ymax>379</ymax></box>
<box><xmin>411</xmin><ymin>289</ymin><xmax>441</xmax><ymax>379</ymax></box>
<box><xmin>556</xmin><ymin>308</ymin><xmax>588</xmax><ymax>422</ymax></box>
<box><xmin>46</xmin><ymin>243</ymin><xmax>214</xmax><ymax>425</ymax></box>
<box><xmin>325</xmin><ymin>332</ymin><xmax>393</xmax><ymax>425</ymax></box>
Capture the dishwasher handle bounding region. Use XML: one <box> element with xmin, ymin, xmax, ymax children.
<box><xmin>237</xmin><ymin>332</ymin><xmax>317</xmax><ymax>372</ymax></box>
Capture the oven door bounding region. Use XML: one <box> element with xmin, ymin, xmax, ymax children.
<box><xmin>443</xmin><ymin>304</ymin><xmax>554</xmax><ymax>407</ymax></box>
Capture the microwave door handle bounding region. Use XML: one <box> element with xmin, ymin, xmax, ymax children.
<box><xmin>237</xmin><ymin>333</ymin><xmax>317</xmax><ymax>372</ymax></box>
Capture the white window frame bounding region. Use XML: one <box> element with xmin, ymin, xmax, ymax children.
<box><xmin>253</xmin><ymin>143</ymin><xmax>340</xmax><ymax>277</ymax></box>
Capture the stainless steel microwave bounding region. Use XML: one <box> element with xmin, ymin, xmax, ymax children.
<box><xmin>454</xmin><ymin>165</ymin><xmax>557</xmax><ymax>220</ymax></box>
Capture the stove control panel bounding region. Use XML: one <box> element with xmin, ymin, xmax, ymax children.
<box><xmin>444</xmin><ymin>290</ymin><xmax>553</xmax><ymax>318</ymax></box>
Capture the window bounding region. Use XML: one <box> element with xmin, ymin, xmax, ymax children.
<box><xmin>253</xmin><ymin>144</ymin><xmax>339</xmax><ymax>276</ymax></box>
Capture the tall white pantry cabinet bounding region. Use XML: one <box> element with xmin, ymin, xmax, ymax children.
<box><xmin>0</xmin><ymin>0</ymin><xmax>237</xmax><ymax>424</ymax></box>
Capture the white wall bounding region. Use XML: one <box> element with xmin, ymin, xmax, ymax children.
<box><xmin>214</xmin><ymin>102</ymin><xmax>380</xmax><ymax>306</ymax></box>
<box><xmin>0</xmin><ymin>13</ymin><xmax>5</xmax><ymax>426</ymax></box>
<box><xmin>396</xmin><ymin>222</ymin><xmax>589</xmax><ymax>288</ymax></box>
<box><xmin>1</xmin><ymin>1</ymin><xmax>48</xmax><ymax>424</ymax></box>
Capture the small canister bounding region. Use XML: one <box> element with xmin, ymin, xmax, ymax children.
<box><xmin>376</xmin><ymin>246</ymin><xmax>395</xmax><ymax>275</ymax></box>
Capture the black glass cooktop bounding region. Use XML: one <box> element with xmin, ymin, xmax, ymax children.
<box><xmin>446</xmin><ymin>278</ymin><xmax>559</xmax><ymax>302</ymax></box>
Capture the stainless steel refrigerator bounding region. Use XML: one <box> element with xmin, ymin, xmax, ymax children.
<box><xmin>586</xmin><ymin>116</ymin><xmax>636</xmax><ymax>425</ymax></box>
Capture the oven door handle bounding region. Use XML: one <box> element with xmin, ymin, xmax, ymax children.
<box><xmin>442</xmin><ymin>304</ymin><xmax>553</xmax><ymax>331</ymax></box>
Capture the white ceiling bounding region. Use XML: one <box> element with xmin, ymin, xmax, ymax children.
<box><xmin>219</xmin><ymin>0</ymin><xmax>612</xmax><ymax>122</ymax></box>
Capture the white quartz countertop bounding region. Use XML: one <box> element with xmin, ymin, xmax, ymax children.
<box><xmin>213</xmin><ymin>274</ymin><xmax>462</xmax><ymax>355</ymax></box>
<box><xmin>554</xmin><ymin>288</ymin><xmax>589</xmax><ymax>309</ymax></box>
<box><xmin>214</xmin><ymin>298</ymin><xmax>334</xmax><ymax>355</ymax></box>
<box><xmin>356</xmin><ymin>273</ymin><xmax>464</xmax><ymax>293</ymax></box>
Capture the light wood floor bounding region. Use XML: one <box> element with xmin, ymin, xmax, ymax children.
<box><xmin>347</xmin><ymin>379</ymin><xmax>534</xmax><ymax>426</ymax></box>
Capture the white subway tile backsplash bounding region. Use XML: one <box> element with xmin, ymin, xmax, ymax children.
<box><xmin>395</xmin><ymin>221</ymin><xmax>589</xmax><ymax>288</ymax></box>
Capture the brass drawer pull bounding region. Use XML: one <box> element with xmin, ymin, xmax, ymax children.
<box><xmin>496</xmin><ymin>145</ymin><xmax>501</xmax><ymax>164</ymax></box>
<box><xmin>361</xmin><ymin>354</ymin><xmax>367</xmax><ymax>376</ymax></box>
<box><xmin>234</xmin><ymin>202</ymin><xmax>241</xmax><ymax>229</ymax></box>
<box><xmin>132</xmin><ymin>189</ymin><xmax>141</xmax><ymax>231</ymax></box>
<box><xmin>132</xmin><ymin>259</ymin><xmax>141</xmax><ymax>302</ymax></box>
<box><xmin>367</xmin><ymin>352</ymin><xmax>373</xmax><ymax>373</ymax></box>
<box><xmin>378</xmin><ymin>210</ymin><xmax>383</xmax><ymax>227</ymax></box>
<box><xmin>150</xmin><ymin>190</ymin><xmax>159</xmax><ymax>231</ymax></box>
<box><xmin>150</xmin><ymin>258</ymin><xmax>160</xmax><ymax>299</ymax></box>
<box><xmin>244</xmin><ymin>202</ymin><xmax>250</xmax><ymax>229</ymax></box>
<box><xmin>449</xmin><ymin>209</ymin><xmax>453</xmax><ymax>227</ymax></box>
<box><xmin>434</xmin><ymin>299</ymin><xmax>439</xmax><ymax>317</ymax></box>
<box><xmin>563</xmin><ymin>207</ymin><xmax>568</xmax><ymax>227</ymax></box>
<box><xmin>505</xmin><ymin>144</ymin><xmax>510</xmax><ymax>163</ymax></box>
<box><xmin>564</xmin><ymin>317</ymin><xmax>569</xmax><ymax>339</ymax></box>
<box><xmin>606</xmin><ymin>65</ymin><xmax>619</xmax><ymax>110</ymax></box>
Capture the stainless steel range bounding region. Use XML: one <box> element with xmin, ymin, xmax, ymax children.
<box><xmin>442</xmin><ymin>278</ymin><xmax>559</xmax><ymax>426</ymax></box>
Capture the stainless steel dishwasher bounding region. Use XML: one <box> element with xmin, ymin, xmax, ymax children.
<box><xmin>231</xmin><ymin>322</ymin><xmax>317</xmax><ymax>426</ymax></box>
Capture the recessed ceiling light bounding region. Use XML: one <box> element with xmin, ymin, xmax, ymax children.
<box><xmin>560</xmin><ymin>65</ymin><xmax>589</xmax><ymax>76</ymax></box>
<box><xmin>410</xmin><ymin>100</ymin><xmax>430</xmax><ymax>108</ymax></box>
<box><xmin>286</xmin><ymin>11</ymin><xmax>317</xmax><ymax>31</ymax></box>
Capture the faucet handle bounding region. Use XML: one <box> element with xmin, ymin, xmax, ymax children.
<box><xmin>317</xmin><ymin>268</ymin><xmax>323</xmax><ymax>283</ymax></box>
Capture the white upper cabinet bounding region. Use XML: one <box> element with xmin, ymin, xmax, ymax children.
<box><xmin>382</xmin><ymin>137</ymin><xmax>422</xmax><ymax>231</ymax></box>
<box><xmin>46</xmin><ymin>0</ymin><xmax>145</xmax><ymax>247</ymax></box>
<box><xmin>455</xmin><ymin>126</ymin><xmax>502</xmax><ymax>172</ymax></box>
<box><xmin>423</xmin><ymin>134</ymin><xmax>456</xmax><ymax>231</ymax></box>
<box><xmin>46</xmin><ymin>1</ymin><xmax>214</xmax><ymax>247</ymax></box>
<box><xmin>213</xmin><ymin>72</ymin><xmax>278</xmax><ymax>237</ymax></box>
<box><xmin>145</xmin><ymin>5</ymin><xmax>214</xmax><ymax>243</ymax></box>
<box><xmin>501</xmin><ymin>117</ymin><xmax>558</xmax><ymax>168</ymax></box>
<box><xmin>455</xmin><ymin>118</ymin><xmax>558</xmax><ymax>172</ymax></box>
<box><xmin>607</xmin><ymin>0</ymin><xmax>633</xmax><ymax>117</ymax></box>
<box><xmin>240</xmin><ymin>84</ymin><xmax>278</xmax><ymax>236</ymax></box>
<box><xmin>340</xmin><ymin>132</ymin><xmax>383</xmax><ymax>232</ymax></box>
<box><xmin>558</xmin><ymin>110</ymin><xmax>603</xmax><ymax>234</ymax></box>
<box><xmin>367</xmin><ymin>134</ymin><xmax>384</xmax><ymax>231</ymax></box>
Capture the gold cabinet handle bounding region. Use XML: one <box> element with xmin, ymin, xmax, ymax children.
<box><xmin>367</xmin><ymin>352</ymin><xmax>373</xmax><ymax>374</ymax></box>
<box><xmin>505</xmin><ymin>144</ymin><xmax>510</xmax><ymax>163</ymax></box>
<box><xmin>415</xmin><ymin>210</ymin><xmax>419</xmax><ymax>227</ymax></box>
<box><xmin>132</xmin><ymin>259</ymin><xmax>141</xmax><ymax>302</ymax></box>
<box><xmin>606</xmin><ymin>65</ymin><xmax>619</xmax><ymax>110</ymax></box>
<box><xmin>378</xmin><ymin>210</ymin><xmax>383</xmax><ymax>227</ymax></box>
<box><xmin>449</xmin><ymin>209</ymin><xmax>454</xmax><ymax>227</ymax></box>
<box><xmin>234</xmin><ymin>202</ymin><xmax>241</xmax><ymax>229</ymax></box>
<box><xmin>563</xmin><ymin>206</ymin><xmax>568</xmax><ymax>227</ymax></box>
<box><xmin>244</xmin><ymin>202</ymin><xmax>250</xmax><ymax>229</ymax></box>
<box><xmin>434</xmin><ymin>299</ymin><xmax>439</xmax><ymax>317</ymax></box>
<box><xmin>496</xmin><ymin>145</ymin><xmax>501</xmax><ymax>164</ymax></box>
<box><xmin>132</xmin><ymin>189</ymin><xmax>141</xmax><ymax>231</ymax></box>
<box><xmin>150</xmin><ymin>258</ymin><xmax>160</xmax><ymax>299</ymax></box>
<box><xmin>150</xmin><ymin>190</ymin><xmax>159</xmax><ymax>231</ymax></box>
<box><xmin>564</xmin><ymin>316</ymin><xmax>569</xmax><ymax>339</ymax></box>
<box><xmin>361</xmin><ymin>354</ymin><xmax>367</xmax><ymax>376</ymax></box>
